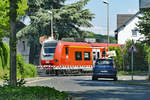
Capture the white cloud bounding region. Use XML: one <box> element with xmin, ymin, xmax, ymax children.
<box><xmin>128</xmin><ymin>9</ymin><xmax>138</xmax><ymax>14</ymax></box>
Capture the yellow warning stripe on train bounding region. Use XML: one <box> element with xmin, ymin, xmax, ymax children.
<box><xmin>69</xmin><ymin>46</ymin><xmax>91</xmax><ymax>48</ymax></box>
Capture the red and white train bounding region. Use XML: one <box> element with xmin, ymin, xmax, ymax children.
<box><xmin>39</xmin><ymin>37</ymin><xmax>121</xmax><ymax>75</ymax></box>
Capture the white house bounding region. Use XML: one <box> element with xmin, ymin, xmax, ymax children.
<box><xmin>114</xmin><ymin>12</ymin><xmax>145</xmax><ymax>45</ymax></box>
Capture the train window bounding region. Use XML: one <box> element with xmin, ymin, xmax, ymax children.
<box><xmin>84</xmin><ymin>52</ymin><xmax>90</xmax><ymax>60</ymax></box>
<box><xmin>44</xmin><ymin>48</ymin><xmax>55</xmax><ymax>53</ymax></box>
<box><xmin>75</xmin><ymin>52</ymin><xmax>82</xmax><ymax>60</ymax></box>
<box><xmin>65</xmin><ymin>47</ymin><xmax>69</xmax><ymax>54</ymax></box>
<box><xmin>44</xmin><ymin>43</ymin><xmax>57</xmax><ymax>47</ymax></box>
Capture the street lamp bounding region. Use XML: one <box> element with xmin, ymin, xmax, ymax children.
<box><xmin>48</xmin><ymin>11</ymin><xmax>53</xmax><ymax>38</ymax></box>
<box><xmin>103</xmin><ymin>0</ymin><xmax>110</xmax><ymax>50</ymax></box>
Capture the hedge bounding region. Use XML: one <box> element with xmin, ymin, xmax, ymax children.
<box><xmin>0</xmin><ymin>42</ymin><xmax>37</xmax><ymax>79</ymax></box>
<box><xmin>0</xmin><ymin>86</ymin><xmax>68</xmax><ymax>100</ymax></box>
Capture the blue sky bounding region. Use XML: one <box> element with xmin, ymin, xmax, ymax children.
<box><xmin>66</xmin><ymin>0</ymin><xmax>139</xmax><ymax>36</ymax></box>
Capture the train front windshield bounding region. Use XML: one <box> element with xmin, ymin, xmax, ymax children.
<box><xmin>41</xmin><ymin>42</ymin><xmax>57</xmax><ymax>60</ymax></box>
<box><xmin>44</xmin><ymin>48</ymin><xmax>55</xmax><ymax>54</ymax></box>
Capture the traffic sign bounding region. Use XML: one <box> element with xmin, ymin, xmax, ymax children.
<box><xmin>107</xmin><ymin>50</ymin><xmax>116</xmax><ymax>57</ymax></box>
<box><xmin>128</xmin><ymin>45</ymin><xmax>137</xmax><ymax>53</ymax></box>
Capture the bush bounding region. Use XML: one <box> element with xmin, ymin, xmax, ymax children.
<box><xmin>0</xmin><ymin>42</ymin><xmax>9</xmax><ymax>79</ymax></box>
<box><xmin>16</xmin><ymin>54</ymin><xmax>37</xmax><ymax>78</ymax></box>
<box><xmin>109</xmin><ymin>46</ymin><xmax>123</xmax><ymax>70</ymax></box>
<box><xmin>0</xmin><ymin>42</ymin><xmax>37</xmax><ymax>80</ymax></box>
<box><xmin>123</xmin><ymin>40</ymin><xmax>150</xmax><ymax>71</ymax></box>
<box><xmin>0</xmin><ymin>86</ymin><xmax>68</xmax><ymax>100</ymax></box>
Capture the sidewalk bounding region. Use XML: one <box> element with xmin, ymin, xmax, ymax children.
<box><xmin>117</xmin><ymin>75</ymin><xmax>150</xmax><ymax>86</ymax></box>
<box><xmin>0</xmin><ymin>77</ymin><xmax>50</xmax><ymax>86</ymax></box>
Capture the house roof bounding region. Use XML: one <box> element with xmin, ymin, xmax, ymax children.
<box><xmin>114</xmin><ymin>11</ymin><xmax>140</xmax><ymax>33</ymax></box>
<box><xmin>117</xmin><ymin>14</ymin><xmax>134</xmax><ymax>28</ymax></box>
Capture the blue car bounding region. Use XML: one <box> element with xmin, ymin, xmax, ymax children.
<box><xmin>92</xmin><ymin>58</ymin><xmax>118</xmax><ymax>81</ymax></box>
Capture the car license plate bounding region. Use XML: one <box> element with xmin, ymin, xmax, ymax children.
<box><xmin>101</xmin><ymin>70</ymin><xmax>108</xmax><ymax>72</ymax></box>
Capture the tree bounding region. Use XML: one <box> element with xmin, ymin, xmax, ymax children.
<box><xmin>0</xmin><ymin>0</ymin><xmax>28</xmax><ymax>86</ymax></box>
<box><xmin>17</xmin><ymin>0</ymin><xmax>94</xmax><ymax>64</ymax></box>
<box><xmin>18</xmin><ymin>0</ymin><xmax>94</xmax><ymax>39</ymax></box>
<box><xmin>9</xmin><ymin>0</ymin><xmax>18</xmax><ymax>86</ymax></box>
<box><xmin>0</xmin><ymin>0</ymin><xmax>9</xmax><ymax>40</ymax></box>
<box><xmin>109</xmin><ymin>46</ymin><xmax>123</xmax><ymax>70</ymax></box>
<box><xmin>7</xmin><ymin>0</ymin><xmax>28</xmax><ymax>86</ymax></box>
<box><xmin>137</xmin><ymin>11</ymin><xmax>150</xmax><ymax>46</ymax></box>
<box><xmin>122</xmin><ymin>40</ymin><xmax>149</xmax><ymax>71</ymax></box>
<box><xmin>0</xmin><ymin>0</ymin><xmax>28</xmax><ymax>41</ymax></box>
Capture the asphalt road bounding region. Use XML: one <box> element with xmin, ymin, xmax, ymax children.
<box><xmin>26</xmin><ymin>76</ymin><xmax>150</xmax><ymax>100</ymax></box>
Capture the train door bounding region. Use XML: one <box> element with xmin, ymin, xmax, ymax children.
<box><xmin>92</xmin><ymin>48</ymin><xmax>100</xmax><ymax>65</ymax></box>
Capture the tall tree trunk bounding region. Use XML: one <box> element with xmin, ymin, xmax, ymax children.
<box><xmin>9</xmin><ymin>0</ymin><xmax>17</xmax><ymax>86</ymax></box>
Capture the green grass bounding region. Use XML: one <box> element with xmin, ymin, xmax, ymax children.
<box><xmin>0</xmin><ymin>86</ymin><xmax>68</xmax><ymax>100</ymax></box>
<box><xmin>118</xmin><ymin>71</ymin><xmax>147</xmax><ymax>76</ymax></box>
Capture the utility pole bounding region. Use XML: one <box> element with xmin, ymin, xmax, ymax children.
<box><xmin>48</xmin><ymin>11</ymin><xmax>53</xmax><ymax>38</ymax></box>
<box><xmin>129</xmin><ymin>43</ymin><xmax>137</xmax><ymax>80</ymax></box>
<box><xmin>131</xmin><ymin>46</ymin><xmax>134</xmax><ymax>80</ymax></box>
<box><xmin>103</xmin><ymin>0</ymin><xmax>110</xmax><ymax>50</ymax></box>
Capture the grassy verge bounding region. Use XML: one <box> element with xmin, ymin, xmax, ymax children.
<box><xmin>118</xmin><ymin>71</ymin><xmax>147</xmax><ymax>76</ymax></box>
<box><xmin>0</xmin><ymin>86</ymin><xmax>68</xmax><ymax>100</ymax></box>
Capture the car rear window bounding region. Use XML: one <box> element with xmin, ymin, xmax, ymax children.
<box><xmin>96</xmin><ymin>59</ymin><xmax>113</xmax><ymax>65</ymax></box>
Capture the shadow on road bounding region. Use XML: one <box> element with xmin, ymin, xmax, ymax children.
<box><xmin>72</xmin><ymin>78</ymin><xmax>125</xmax><ymax>87</ymax></box>
<box><xmin>73</xmin><ymin>77</ymin><xmax>150</xmax><ymax>87</ymax></box>
<box><xmin>67</xmin><ymin>86</ymin><xmax>150</xmax><ymax>100</ymax></box>
<box><xmin>69</xmin><ymin>77</ymin><xmax>150</xmax><ymax>100</ymax></box>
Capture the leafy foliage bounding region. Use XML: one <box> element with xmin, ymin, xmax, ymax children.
<box><xmin>0</xmin><ymin>0</ymin><xmax>28</xmax><ymax>40</ymax></box>
<box><xmin>0</xmin><ymin>0</ymin><xmax>9</xmax><ymax>39</ymax></box>
<box><xmin>0</xmin><ymin>42</ymin><xmax>10</xmax><ymax>78</ymax></box>
<box><xmin>17</xmin><ymin>0</ymin><xmax>94</xmax><ymax>40</ymax></box>
<box><xmin>137</xmin><ymin>11</ymin><xmax>150</xmax><ymax>45</ymax></box>
<box><xmin>0</xmin><ymin>42</ymin><xmax>9</xmax><ymax>69</ymax></box>
<box><xmin>109</xmin><ymin>46</ymin><xmax>123</xmax><ymax>70</ymax></box>
<box><xmin>0</xmin><ymin>86</ymin><xmax>68</xmax><ymax>100</ymax></box>
<box><xmin>0</xmin><ymin>43</ymin><xmax>37</xmax><ymax>79</ymax></box>
<box><xmin>16</xmin><ymin>54</ymin><xmax>37</xmax><ymax>78</ymax></box>
<box><xmin>123</xmin><ymin>40</ymin><xmax>149</xmax><ymax>71</ymax></box>
<box><xmin>27</xmin><ymin>0</ymin><xmax>66</xmax><ymax>16</ymax></box>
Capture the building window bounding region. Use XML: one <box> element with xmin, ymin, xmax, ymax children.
<box><xmin>132</xmin><ymin>30</ymin><xmax>137</xmax><ymax>36</ymax></box>
<box><xmin>84</xmin><ymin>52</ymin><xmax>90</xmax><ymax>60</ymax></box>
<box><xmin>75</xmin><ymin>51</ymin><xmax>82</xmax><ymax>60</ymax></box>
